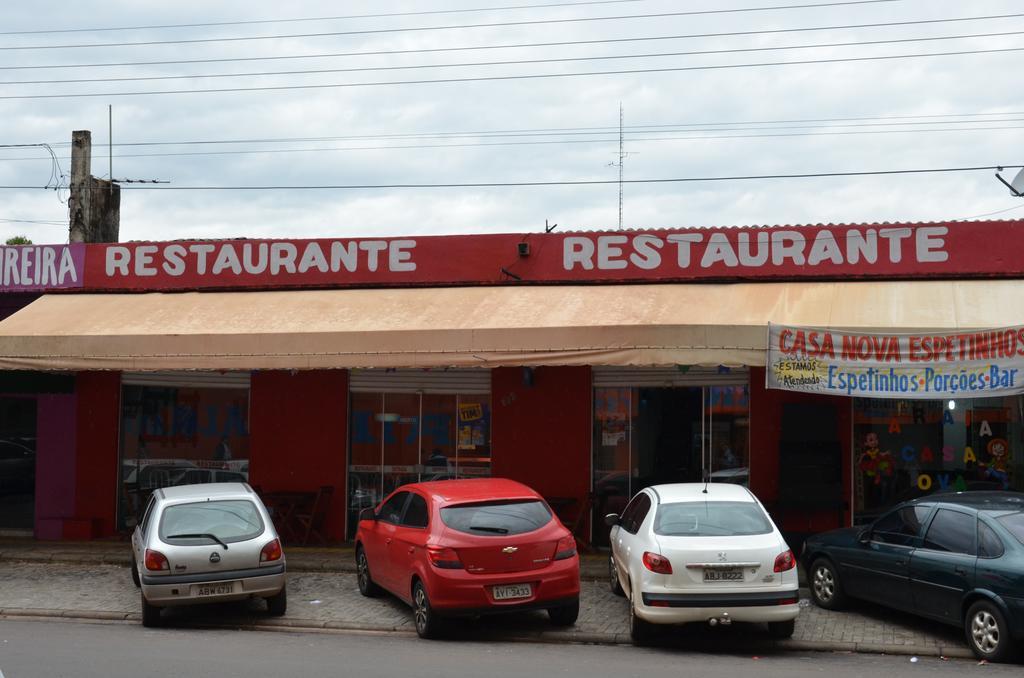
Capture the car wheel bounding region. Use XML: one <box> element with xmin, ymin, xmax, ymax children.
<box><xmin>629</xmin><ymin>590</ymin><xmax>651</xmax><ymax>646</ymax></box>
<box><xmin>266</xmin><ymin>583</ymin><xmax>287</xmax><ymax>616</ymax></box>
<box><xmin>965</xmin><ymin>600</ymin><xmax>1015</xmax><ymax>663</ymax></box>
<box><xmin>767</xmin><ymin>619</ymin><xmax>796</xmax><ymax>639</ymax></box>
<box><xmin>809</xmin><ymin>558</ymin><xmax>846</xmax><ymax>610</ymax></box>
<box><xmin>141</xmin><ymin>593</ymin><xmax>161</xmax><ymax>628</ymax></box>
<box><xmin>356</xmin><ymin>547</ymin><xmax>382</xmax><ymax>597</ymax></box>
<box><xmin>609</xmin><ymin>556</ymin><xmax>624</xmax><ymax>597</ymax></box>
<box><xmin>548</xmin><ymin>599</ymin><xmax>579</xmax><ymax>627</ymax></box>
<box><xmin>130</xmin><ymin>557</ymin><xmax>141</xmax><ymax>588</ymax></box>
<box><xmin>412</xmin><ymin>581</ymin><xmax>443</xmax><ymax>639</ymax></box>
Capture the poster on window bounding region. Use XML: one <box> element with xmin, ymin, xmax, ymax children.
<box><xmin>767</xmin><ymin>324</ymin><xmax>1024</xmax><ymax>399</ymax></box>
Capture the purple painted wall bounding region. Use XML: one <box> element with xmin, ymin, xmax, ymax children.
<box><xmin>35</xmin><ymin>394</ymin><xmax>76</xmax><ymax>540</ymax></box>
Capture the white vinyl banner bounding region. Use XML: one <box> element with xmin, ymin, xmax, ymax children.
<box><xmin>767</xmin><ymin>325</ymin><xmax>1024</xmax><ymax>398</ymax></box>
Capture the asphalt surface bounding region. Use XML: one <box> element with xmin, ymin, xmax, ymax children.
<box><xmin>0</xmin><ymin>618</ymin><xmax>1013</xmax><ymax>678</ymax></box>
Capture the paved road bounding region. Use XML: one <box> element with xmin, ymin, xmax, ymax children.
<box><xmin>0</xmin><ymin>618</ymin><xmax>1013</xmax><ymax>678</ymax></box>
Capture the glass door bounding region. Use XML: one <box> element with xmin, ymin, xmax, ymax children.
<box><xmin>592</xmin><ymin>384</ymin><xmax>750</xmax><ymax>546</ymax></box>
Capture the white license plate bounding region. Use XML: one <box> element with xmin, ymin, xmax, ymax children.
<box><xmin>492</xmin><ymin>583</ymin><xmax>532</xmax><ymax>600</ymax></box>
<box><xmin>703</xmin><ymin>569</ymin><xmax>743</xmax><ymax>582</ymax></box>
<box><xmin>193</xmin><ymin>583</ymin><xmax>236</xmax><ymax>597</ymax></box>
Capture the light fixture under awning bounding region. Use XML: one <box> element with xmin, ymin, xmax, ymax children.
<box><xmin>0</xmin><ymin>280</ymin><xmax>1021</xmax><ymax>371</ymax></box>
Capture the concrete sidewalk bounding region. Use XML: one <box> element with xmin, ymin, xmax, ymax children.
<box><xmin>0</xmin><ymin>539</ymin><xmax>972</xmax><ymax>659</ymax></box>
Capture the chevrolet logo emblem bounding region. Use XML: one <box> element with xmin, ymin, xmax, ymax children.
<box><xmin>502</xmin><ymin>546</ymin><xmax>518</xmax><ymax>554</ymax></box>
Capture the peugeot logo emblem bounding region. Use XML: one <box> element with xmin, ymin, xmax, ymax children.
<box><xmin>502</xmin><ymin>546</ymin><xmax>518</xmax><ymax>555</ymax></box>
<box><xmin>717</xmin><ymin>552</ymin><xmax>727</xmax><ymax>562</ymax></box>
<box><xmin>209</xmin><ymin>552</ymin><xmax>221</xmax><ymax>563</ymax></box>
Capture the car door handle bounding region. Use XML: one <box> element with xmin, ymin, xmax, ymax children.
<box><xmin>954</xmin><ymin>566</ymin><xmax>967</xmax><ymax>576</ymax></box>
<box><xmin>896</xmin><ymin>559</ymin><xmax>905</xmax><ymax>566</ymax></box>
<box><xmin>408</xmin><ymin>547</ymin><xmax>415</xmax><ymax>555</ymax></box>
<box><xmin>385</xmin><ymin>538</ymin><xmax>392</xmax><ymax>545</ymax></box>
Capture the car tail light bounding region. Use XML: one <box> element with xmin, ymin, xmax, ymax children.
<box><xmin>774</xmin><ymin>549</ymin><xmax>796</xmax><ymax>573</ymax></box>
<box><xmin>144</xmin><ymin>548</ymin><xmax>169</xmax><ymax>572</ymax></box>
<box><xmin>427</xmin><ymin>546</ymin><xmax>463</xmax><ymax>569</ymax></box>
<box><xmin>260</xmin><ymin>538</ymin><xmax>283</xmax><ymax>563</ymax></box>
<box><xmin>642</xmin><ymin>551</ymin><xmax>673</xmax><ymax>575</ymax></box>
<box><xmin>553</xmin><ymin>535</ymin><xmax>577</xmax><ymax>561</ymax></box>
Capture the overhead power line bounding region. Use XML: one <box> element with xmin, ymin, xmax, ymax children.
<box><xmin>2</xmin><ymin>164</ymin><xmax>1021</xmax><ymax>191</ymax></box>
<box><xmin>3</xmin><ymin>122</ymin><xmax>1023</xmax><ymax>163</ymax></box>
<box><xmin>0</xmin><ymin>1</ymin><xmax>908</xmax><ymax>51</ymax></box>
<box><xmin>0</xmin><ymin>1</ymin><xmax>650</xmax><ymax>35</ymax></box>
<box><xmin>2</xmin><ymin>11</ymin><xmax>1016</xmax><ymax>72</ymax></box>
<box><xmin>5</xmin><ymin>29</ymin><xmax>1021</xmax><ymax>86</ymax></box>
<box><xmin>3</xmin><ymin>45</ymin><xmax>1021</xmax><ymax>100</ymax></box>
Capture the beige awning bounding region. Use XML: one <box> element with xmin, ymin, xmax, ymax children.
<box><xmin>0</xmin><ymin>280</ymin><xmax>1022</xmax><ymax>371</ymax></box>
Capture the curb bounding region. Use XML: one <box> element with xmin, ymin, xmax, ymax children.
<box><xmin>0</xmin><ymin>606</ymin><xmax>974</xmax><ymax>659</ymax></box>
<box><xmin>0</xmin><ymin>553</ymin><xmax>610</xmax><ymax>581</ymax></box>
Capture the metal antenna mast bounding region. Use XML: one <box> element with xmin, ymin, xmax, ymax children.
<box><xmin>609</xmin><ymin>103</ymin><xmax>626</xmax><ymax>230</ymax></box>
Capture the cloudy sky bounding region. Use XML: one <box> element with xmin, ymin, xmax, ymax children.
<box><xmin>1</xmin><ymin>0</ymin><xmax>1022</xmax><ymax>245</ymax></box>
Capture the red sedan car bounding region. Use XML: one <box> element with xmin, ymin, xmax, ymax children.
<box><xmin>354</xmin><ymin>478</ymin><xmax>581</xmax><ymax>638</ymax></box>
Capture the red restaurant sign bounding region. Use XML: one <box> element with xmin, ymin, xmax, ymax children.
<box><xmin>6</xmin><ymin>220</ymin><xmax>1024</xmax><ymax>292</ymax></box>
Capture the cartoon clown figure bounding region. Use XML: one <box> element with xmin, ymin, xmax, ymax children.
<box><xmin>859</xmin><ymin>431</ymin><xmax>894</xmax><ymax>507</ymax></box>
<box><xmin>985</xmin><ymin>438</ymin><xmax>1011</xmax><ymax>490</ymax></box>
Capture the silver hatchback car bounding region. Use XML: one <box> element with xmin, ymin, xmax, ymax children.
<box><xmin>130</xmin><ymin>482</ymin><xmax>287</xmax><ymax>627</ymax></box>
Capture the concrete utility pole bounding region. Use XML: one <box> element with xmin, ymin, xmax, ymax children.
<box><xmin>69</xmin><ymin>130</ymin><xmax>120</xmax><ymax>243</ymax></box>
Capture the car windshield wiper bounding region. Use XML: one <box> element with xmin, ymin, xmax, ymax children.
<box><xmin>167</xmin><ymin>533</ymin><xmax>228</xmax><ymax>549</ymax></box>
<box><xmin>469</xmin><ymin>526</ymin><xmax>509</xmax><ymax>534</ymax></box>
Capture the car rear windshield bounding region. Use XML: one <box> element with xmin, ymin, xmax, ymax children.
<box><xmin>995</xmin><ymin>511</ymin><xmax>1024</xmax><ymax>546</ymax></box>
<box><xmin>440</xmin><ymin>500</ymin><xmax>552</xmax><ymax>536</ymax></box>
<box><xmin>159</xmin><ymin>499</ymin><xmax>264</xmax><ymax>545</ymax></box>
<box><xmin>654</xmin><ymin>501</ymin><xmax>772</xmax><ymax>537</ymax></box>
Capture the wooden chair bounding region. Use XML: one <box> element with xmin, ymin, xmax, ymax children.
<box><xmin>293</xmin><ymin>485</ymin><xmax>333</xmax><ymax>546</ymax></box>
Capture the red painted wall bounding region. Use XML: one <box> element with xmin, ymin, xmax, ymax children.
<box><xmin>492</xmin><ymin>366</ymin><xmax>592</xmax><ymax>540</ymax></box>
<box><xmin>749</xmin><ymin>367</ymin><xmax>852</xmax><ymax>534</ymax></box>
<box><xmin>71</xmin><ymin>372</ymin><xmax>121</xmax><ymax>539</ymax></box>
<box><xmin>249</xmin><ymin>370</ymin><xmax>348</xmax><ymax>542</ymax></box>
<box><xmin>34</xmin><ymin>394</ymin><xmax>77</xmax><ymax>540</ymax></box>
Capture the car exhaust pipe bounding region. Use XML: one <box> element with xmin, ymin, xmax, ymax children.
<box><xmin>708</xmin><ymin>613</ymin><xmax>731</xmax><ymax>627</ymax></box>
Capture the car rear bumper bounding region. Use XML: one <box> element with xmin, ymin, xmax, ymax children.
<box><xmin>424</xmin><ymin>555</ymin><xmax>580</xmax><ymax>614</ymax></box>
<box><xmin>141</xmin><ymin>563</ymin><xmax>286</xmax><ymax>607</ymax></box>
<box><xmin>636</xmin><ymin>589</ymin><xmax>801</xmax><ymax>624</ymax></box>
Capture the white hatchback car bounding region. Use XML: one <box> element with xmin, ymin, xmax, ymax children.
<box><xmin>606</xmin><ymin>483</ymin><xmax>799</xmax><ymax>644</ymax></box>
<box><xmin>130</xmin><ymin>482</ymin><xmax>287</xmax><ymax>627</ymax></box>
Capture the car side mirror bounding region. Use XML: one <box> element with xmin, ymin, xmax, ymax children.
<box><xmin>604</xmin><ymin>513</ymin><xmax>620</xmax><ymax>527</ymax></box>
<box><xmin>857</xmin><ymin>528</ymin><xmax>871</xmax><ymax>545</ymax></box>
<box><xmin>359</xmin><ymin>507</ymin><xmax>377</xmax><ymax>522</ymax></box>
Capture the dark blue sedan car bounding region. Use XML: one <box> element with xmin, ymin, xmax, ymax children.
<box><xmin>802</xmin><ymin>491</ymin><xmax>1024</xmax><ymax>662</ymax></box>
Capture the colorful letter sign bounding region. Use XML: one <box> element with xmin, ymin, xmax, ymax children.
<box><xmin>767</xmin><ymin>324</ymin><xmax>1024</xmax><ymax>398</ymax></box>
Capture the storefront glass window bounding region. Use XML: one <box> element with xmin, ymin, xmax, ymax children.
<box><xmin>118</xmin><ymin>384</ymin><xmax>250</xmax><ymax>530</ymax></box>
<box><xmin>853</xmin><ymin>396</ymin><xmax>1024</xmax><ymax>521</ymax></box>
<box><xmin>0</xmin><ymin>396</ymin><xmax>36</xmax><ymax>530</ymax></box>
<box><xmin>348</xmin><ymin>392</ymin><xmax>491</xmax><ymax>536</ymax></box>
<box><xmin>592</xmin><ymin>384</ymin><xmax>750</xmax><ymax>545</ymax></box>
